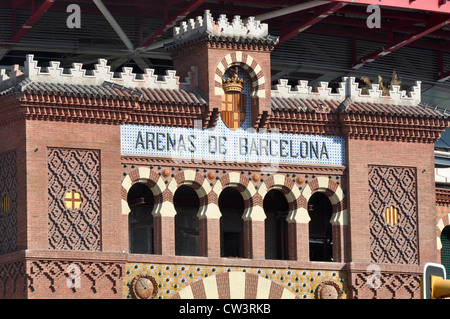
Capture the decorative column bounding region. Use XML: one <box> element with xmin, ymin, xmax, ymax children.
<box><xmin>153</xmin><ymin>198</ymin><xmax>176</xmax><ymax>255</ymax></box>
<box><xmin>243</xmin><ymin>205</ymin><xmax>266</xmax><ymax>259</ymax></box>
<box><xmin>287</xmin><ymin>207</ymin><xmax>310</xmax><ymax>261</ymax></box>
<box><xmin>330</xmin><ymin>208</ymin><xmax>349</xmax><ymax>262</ymax></box>
<box><xmin>198</xmin><ymin>202</ymin><xmax>222</xmax><ymax>258</ymax></box>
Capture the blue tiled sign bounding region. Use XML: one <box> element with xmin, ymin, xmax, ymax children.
<box><xmin>120</xmin><ymin>119</ymin><xmax>346</xmax><ymax>167</ymax></box>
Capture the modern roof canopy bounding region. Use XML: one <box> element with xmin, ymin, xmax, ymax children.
<box><xmin>1</xmin><ymin>0</ymin><xmax>450</xmax><ymax>109</ymax></box>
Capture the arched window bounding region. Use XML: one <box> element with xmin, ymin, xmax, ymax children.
<box><xmin>264</xmin><ymin>189</ymin><xmax>289</xmax><ymax>260</ymax></box>
<box><xmin>308</xmin><ymin>192</ymin><xmax>333</xmax><ymax>261</ymax></box>
<box><xmin>174</xmin><ymin>185</ymin><xmax>200</xmax><ymax>256</ymax></box>
<box><xmin>128</xmin><ymin>183</ymin><xmax>154</xmax><ymax>254</ymax></box>
<box><xmin>219</xmin><ymin>187</ymin><xmax>245</xmax><ymax>258</ymax></box>
<box><xmin>441</xmin><ymin>226</ymin><xmax>450</xmax><ymax>279</ymax></box>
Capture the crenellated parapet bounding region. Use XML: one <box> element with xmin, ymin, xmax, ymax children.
<box><xmin>172</xmin><ymin>10</ymin><xmax>275</xmax><ymax>43</ymax></box>
<box><xmin>271</xmin><ymin>77</ymin><xmax>422</xmax><ymax>107</ymax></box>
<box><xmin>271</xmin><ymin>79</ymin><xmax>346</xmax><ymax>103</ymax></box>
<box><xmin>166</xmin><ymin>10</ymin><xmax>278</xmax><ymax>53</ymax></box>
<box><xmin>270</xmin><ymin>76</ymin><xmax>447</xmax><ymax>143</ymax></box>
<box><xmin>0</xmin><ymin>54</ymin><xmax>200</xmax><ymax>93</ymax></box>
<box><xmin>342</xmin><ymin>76</ymin><xmax>421</xmax><ymax>106</ymax></box>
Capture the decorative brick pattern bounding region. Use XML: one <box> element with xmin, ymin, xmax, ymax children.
<box><xmin>351</xmin><ymin>271</ymin><xmax>421</xmax><ymax>299</ymax></box>
<box><xmin>368</xmin><ymin>165</ymin><xmax>418</xmax><ymax>264</ymax></box>
<box><xmin>27</xmin><ymin>260</ymin><xmax>123</xmax><ymax>297</ymax></box>
<box><xmin>47</xmin><ymin>148</ymin><xmax>101</xmax><ymax>251</ymax></box>
<box><xmin>0</xmin><ymin>151</ymin><xmax>17</xmax><ymax>255</ymax></box>
<box><xmin>0</xmin><ymin>260</ymin><xmax>26</xmax><ymax>298</ymax></box>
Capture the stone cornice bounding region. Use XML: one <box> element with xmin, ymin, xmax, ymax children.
<box><xmin>436</xmin><ymin>187</ymin><xmax>450</xmax><ymax>206</ymax></box>
<box><xmin>340</xmin><ymin>112</ymin><xmax>449</xmax><ymax>143</ymax></box>
<box><xmin>0</xmin><ymin>56</ymin><xmax>447</xmax><ymax>143</ymax></box>
<box><xmin>120</xmin><ymin>155</ymin><xmax>347</xmax><ymax>176</ymax></box>
<box><xmin>0</xmin><ymin>90</ymin><xmax>447</xmax><ymax>144</ymax></box>
<box><xmin>16</xmin><ymin>91</ymin><xmax>205</xmax><ymax>126</ymax></box>
<box><xmin>269</xmin><ymin>109</ymin><xmax>341</xmax><ymax>136</ymax></box>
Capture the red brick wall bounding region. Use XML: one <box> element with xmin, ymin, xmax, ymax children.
<box><xmin>20</xmin><ymin>120</ymin><xmax>125</xmax><ymax>298</ymax></box>
<box><xmin>25</xmin><ymin>120</ymin><xmax>124</xmax><ymax>253</ymax></box>
<box><xmin>171</xmin><ymin>43</ymin><xmax>273</xmax><ymax>121</ymax></box>
<box><xmin>346</xmin><ymin>138</ymin><xmax>436</xmax><ymax>265</ymax></box>
<box><xmin>346</xmin><ymin>138</ymin><xmax>436</xmax><ymax>298</ymax></box>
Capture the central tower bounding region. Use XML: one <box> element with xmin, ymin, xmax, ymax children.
<box><xmin>165</xmin><ymin>10</ymin><xmax>278</xmax><ymax>129</ymax></box>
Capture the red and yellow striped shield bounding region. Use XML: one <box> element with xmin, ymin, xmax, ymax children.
<box><xmin>383</xmin><ymin>205</ymin><xmax>400</xmax><ymax>226</ymax></box>
<box><xmin>2</xmin><ymin>194</ymin><xmax>10</xmax><ymax>213</ymax></box>
<box><xmin>64</xmin><ymin>190</ymin><xmax>83</xmax><ymax>210</ymax></box>
<box><xmin>221</xmin><ymin>93</ymin><xmax>246</xmax><ymax>130</ymax></box>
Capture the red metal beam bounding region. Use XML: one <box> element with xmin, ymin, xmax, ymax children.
<box><xmin>438</xmin><ymin>51</ymin><xmax>450</xmax><ymax>81</ymax></box>
<box><xmin>278</xmin><ymin>2</ymin><xmax>346</xmax><ymax>45</ymax></box>
<box><xmin>351</xmin><ymin>15</ymin><xmax>450</xmax><ymax>69</ymax></box>
<box><xmin>9</xmin><ymin>0</ymin><xmax>56</xmax><ymax>44</ymax></box>
<box><xmin>325</xmin><ymin>0</ymin><xmax>450</xmax><ymax>14</ymax></box>
<box><xmin>137</xmin><ymin>0</ymin><xmax>206</xmax><ymax>48</ymax></box>
<box><xmin>438</xmin><ymin>70</ymin><xmax>450</xmax><ymax>82</ymax></box>
<box><xmin>304</xmin><ymin>22</ymin><xmax>450</xmax><ymax>53</ymax></box>
<box><xmin>437</xmin><ymin>50</ymin><xmax>450</xmax><ymax>81</ymax></box>
<box><xmin>337</xmin><ymin>5</ymin><xmax>431</xmax><ymax>23</ymax></box>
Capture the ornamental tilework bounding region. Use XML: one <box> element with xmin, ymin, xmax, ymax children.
<box><xmin>121</xmin><ymin>65</ymin><xmax>346</xmax><ymax>167</ymax></box>
<box><xmin>0</xmin><ymin>151</ymin><xmax>17</xmax><ymax>255</ymax></box>
<box><xmin>47</xmin><ymin>148</ymin><xmax>101</xmax><ymax>251</ymax></box>
<box><xmin>124</xmin><ymin>262</ymin><xmax>348</xmax><ymax>299</ymax></box>
<box><xmin>436</xmin><ymin>205</ymin><xmax>450</xmax><ymax>223</ymax></box>
<box><xmin>368</xmin><ymin>165</ymin><xmax>418</xmax><ymax>264</ymax></box>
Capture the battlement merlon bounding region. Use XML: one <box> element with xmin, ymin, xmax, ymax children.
<box><xmin>271</xmin><ymin>77</ymin><xmax>422</xmax><ymax>107</ymax></box>
<box><xmin>171</xmin><ymin>10</ymin><xmax>276</xmax><ymax>44</ymax></box>
<box><xmin>0</xmin><ymin>54</ymin><xmax>201</xmax><ymax>92</ymax></box>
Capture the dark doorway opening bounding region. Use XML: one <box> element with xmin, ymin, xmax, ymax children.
<box><xmin>308</xmin><ymin>192</ymin><xmax>333</xmax><ymax>261</ymax></box>
<box><xmin>128</xmin><ymin>183</ymin><xmax>154</xmax><ymax>254</ymax></box>
<box><xmin>264</xmin><ymin>189</ymin><xmax>289</xmax><ymax>260</ymax></box>
<box><xmin>219</xmin><ymin>187</ymin><xmax>245</xmax><ymax>258</ymax></box>
<box><xmin>174</xmin><ymin>185</ymin><xmax>200</xmax><ymax>256</ymax></box>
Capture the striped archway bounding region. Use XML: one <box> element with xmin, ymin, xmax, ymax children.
<box><xmin>298</xmin><ymin>176</ymin><xmax>347</xmax><ymax>226</ymax></box>
<box><xmin>171</xmin><ymin>271</ymin><xmax>296</xmax><ymax>299</ymax></box>
<box><xmin>299</xmin><ymin>176</ymin><xmax>348</xmax><ymax>262</ymax></box>
<box><xmin>211</xmin><ymin>172</ymin><xmax>261</xmax><ymax>221</ymax></box>
<box><xmin>257</xmin><ymin>174</ymin><xmax>302</xmax><ymax>223</ymax></box>
<box><xmin>121</xmin><ymin>166</ymin><xmax>166</xmax><ymax>216</ymax></box>
<box><xmin>437</xmin><ymin>214</ymin><xmax>450</xmax><ymax>260</ymax></box>
<box><xmin>166</xmin><ymin>169</ymin><xmax>211</xmax><ymax>217</ymax></box>
<box><xmin>440</xmin><ymin>225</ymin><xmax>450</xmax><ymax>278</ymax></box>
<box><xmin>214</xmin><ymin>51</ymin><xmax>266</xmax><ymax>98</ymax></box>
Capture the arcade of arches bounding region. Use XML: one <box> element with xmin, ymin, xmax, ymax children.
<box><xmin>124</xmin><ymin>168</ymin><xmax>347</xmax><ymax>263</ymax></box>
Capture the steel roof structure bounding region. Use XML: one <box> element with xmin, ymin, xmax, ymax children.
<box><xmin>2</xmin><ymin>0</ymin><xmax>450</xmax><ymax>109</ymax></box>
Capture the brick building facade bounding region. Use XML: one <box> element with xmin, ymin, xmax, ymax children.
<box><xmin>0</xmin><ymin>11</ymin><xmax>448</xmax><ymax>299</ymax></box>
